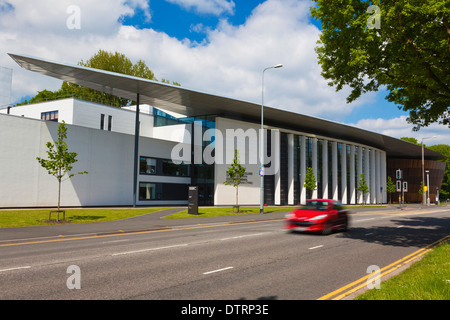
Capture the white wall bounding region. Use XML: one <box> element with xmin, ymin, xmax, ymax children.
<box><xmin>214</xmin><ymin>117</ymin><xmax>260</xmax><ymax>206</ymax></box>
<box><xmin>0</xmin><ymin>98</ymin><xmax>154</xmax><ymax>138</ymax></box>
<box><xmin>0</xmin><ymin>114</ymin><xmax>187</xmax><ymax>207</ymax></box>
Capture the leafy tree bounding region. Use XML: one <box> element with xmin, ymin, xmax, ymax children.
<box><xmin>36</xmin><ymin>121</ymin><xmax>88</xmax><ymax>221</ymax></box>
<box><xmin>428</xmin><ymin>144</ymin><xmax>450</xmax><ymax>200</ymax></box>
<box><xmin>310</xmin><ymin>0</ymin><xmax>450</xmax><ymax>130</ymax></box>
<box><xmin>304</xmin><ymin>167</ymin><xmax>317</xmax><ymax>199</ymax></box>
<box><xmin>400</xmin><ymin>137</ymin><xmax>420</xmax><ymax>145</ymax></box>
<box><xmin>386</xmin><ymin>176</ymin><xmax>396</xmax><ymax>203</ymax></box>
<box><xmin>20</xmin><ymin>49</ymin><xmax>180</xmax><ymax>107</ymax></box>
<box><xmin>357</xmin><ymin>173</ymin><xmax>370</xmax><ymax>205</ymax></box>
<box><xmin>224</xmin><ymin>149</ymin><xmax>247</xmax><ymax>212</ymax></box>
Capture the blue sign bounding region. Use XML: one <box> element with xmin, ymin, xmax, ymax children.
<box><xmin>259</xmin><ymin>166</ymin><xmax>265</xmax><ymax>176</ymax></box>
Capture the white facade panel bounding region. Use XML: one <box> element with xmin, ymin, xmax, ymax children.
<box><xmin>0</xmin><ymin>114</ymin><xmax>187</xmax><ymax>207</ymax></box>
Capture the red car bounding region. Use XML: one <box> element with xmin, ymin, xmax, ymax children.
<box><xmin>285</xmin><ymin>199</ymin><xmax>350</xmax><ymax>235</ymax></box>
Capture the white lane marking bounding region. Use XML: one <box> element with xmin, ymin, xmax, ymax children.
<box><xmin>309</xmin><ymin>245</ymin><xmax>323</xmax><ymax>250</ymax></box>
<box><xmin>354</xmin><ymin>218</ymin><xmax>376</xmax><ymax>222</ymax></box>
<box><xmin>203</xmin><ymin>267</ymin><xmax>234</xmax><ymax>275</ymax></box>
<box><xmin>102</xmin><ymin>239</ymin><xmax>130</xmax><ymax>244</ymax></box>
<box><xmin>112</xmin><ymin>244</ymin><xmax>188</xmax><ymax>256</ymax></box>
<box><xmin>220</xmin><ymin>233</ymin><xmax>265</xmax><ymax>241</ymax></box>
<box><xmin>0</xmin><ymin>266</ymin><xmax>31</xmax><ymax>273</ymax></box>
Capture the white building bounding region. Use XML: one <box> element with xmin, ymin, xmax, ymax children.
<box><xmin>0</xmin><ymin>53</ymin><xmax>444</xmax><ymax>208</ymax></box>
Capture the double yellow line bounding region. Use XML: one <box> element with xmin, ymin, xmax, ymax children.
<box><xmin>317</xmin><ymin>234</ymin><xmax>450</xmax><ymax>300</ymax></box>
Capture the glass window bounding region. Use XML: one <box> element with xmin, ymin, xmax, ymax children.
<box><xmin>139</xmin><ymin>183</ymin><xmax>156</xmax><ymax>200</ymax></box>
<box><xmin>162</xmin><ymin>160</ymin><xmax>190</xmax><ymax>177</ymax></box>
<box><xmin>40</xmin><ymin>111</ymin><xmax>58</xmax><ymax>122</ymax></box>
<box><xmin>108</xmin><ymin>115</ymin><xmax>112</xmax><ymax>131</ymax></box>
<box><xmin>100</xmin><ymin>114</ymin><xmax>105</xmax><ymax>130</ymax></box>
<box><xmin>140</xmin><ymin>157</ymin><xmax>156</xmax><ymax>174</ymax></box>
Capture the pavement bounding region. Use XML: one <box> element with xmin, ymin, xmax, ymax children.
<box><xmin>0</xmin><ymin>204</ymin><xmax>442</xmax><ymax>243</ymax></box>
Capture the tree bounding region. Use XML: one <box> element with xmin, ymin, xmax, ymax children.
<box><xmin>310</xmin><ymin>1</ymin><xmax>450</xmax><ymax>130</ymax></box>
<box><xmin>304</xmin><ymin>167</ymin><xmax>317</xmax><ymax>199</ymax></box>
<box><xmin>428</xmin><ymin>144</ymin><xmax>450</xmax><ymax>200</ymax></box>
<box><xmin>400</xmin><ymin>137</ymin><xmax>420</xmax><ymax>145</ymax></box>
<box><xmin>386</xmin><ymin>176</ymin><xmax>396</xmax><ymax>204</ymax></box>
<box><xmin>224</xmin><ymin>149</ymin><xmax>246</xmax><ymax>212</ymax></box>
<box><xmin>36</xmin><ymin>121</ymin><xmax>88</xmax><ymax>221</ymax></box>
<box><xmin>357</xmin><ymin>173</ymin><xmax>370</xmax><ymax>205</ymax></box>
<box><xmin>20</xmin><ymin>50</ymin><xmax>180</xmax><ymax>107</ymax></box>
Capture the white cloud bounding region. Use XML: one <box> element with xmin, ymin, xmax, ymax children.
<box><xmin>165</xmin><ymin>0</ymin><xmax>235</xmax><ymax>16</ymax></box>
<box><xmin>0</xmin><ymin>0</ymin><xmax>394</xmax><ymax>123</ymax></box>
<box><xmin>350</xmin><ymin>116</ymin><xmax>450</xmax><ymax>146</ymax></box>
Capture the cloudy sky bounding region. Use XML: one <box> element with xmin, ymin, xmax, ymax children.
<box><xmin>0</xmin><ymin>0</ymin><xmax>448</xmax><ymax>145</ymax></box>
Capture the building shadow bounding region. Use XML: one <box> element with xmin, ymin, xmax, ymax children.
<box><xmin>337</xmin><ymin>216</ymin><xmax>450</xmax><ymax>248</ymax></box>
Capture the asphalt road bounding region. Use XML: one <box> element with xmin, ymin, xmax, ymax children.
<box><xmin>0</xmin><ymin>206</ymin><xmax>449</xmax><ymax>301</ymax></box>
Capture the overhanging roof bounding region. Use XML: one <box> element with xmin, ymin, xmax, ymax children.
<box><xmin>9</xmin><ymin>53</ymin><xmax>444</xmax><ymax>160</ymax></box>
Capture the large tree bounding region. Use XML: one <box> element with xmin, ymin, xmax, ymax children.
<box><xmin>22</xmin><ymin>50</ymin><xmax>180</xmax><ymax>107</ymax></box>
<box><xmin>310</xmin><ymin>0</ymin><xmax>450</xmax><ymax>130</ymax></box>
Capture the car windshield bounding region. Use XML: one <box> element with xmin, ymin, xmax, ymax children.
<box><xmin>301</xmin><ymin>201</ymin><xmax>329</xmax><ymax>210</ymax></box>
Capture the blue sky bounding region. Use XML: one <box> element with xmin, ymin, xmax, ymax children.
<box><xmin>0</xmin><ymin>0</ymin><xmax>446</xmax><ymax>144</ymax></box>
<box><xmin>121</xmin><ymin>0</ymin><xmax>407</xmax><ymax>124</ymax></box>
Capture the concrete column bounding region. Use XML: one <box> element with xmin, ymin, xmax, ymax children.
<box><xmin>332</xmin><ymin>141</ymin><xmax>338</xmax><ymax>200</ymax></box>
<box><xmin>370</xmin><ymin>149</ymin><xmax>376</xmax><ymax>204</ymax></box>
<box><xmin>357</xmin><ymin>147</ymin><xmax>363</xmax><ymax>204</ymax></box>
<box><xmin>364</xmin><ymin>148</ymin><xmax>370</xmax><ymax>205</ymax></box>
<box><xmin>288</xmin><ymin>133</ymin><xmax>294</xmax><ymax>205</ymax></box>
<box><xmin>312</xmin><ymin>137</ymin><xmax>318</xmax><ymax>199</ymax></box>
<box><xmin>375</xmin><ymin>150</ymin><xmax>381</xmax><ymax>204</ymax></box>
<box><xmin>274</xmin><ymin>130</ymin><xmax>281</xmax><ymax>205</ymax></box>
<box><xmin>322</xmin><ymin>139</ymin><xmax>328</xmax><ymax>200</ymax></box>
<box><xmin>300</xmin><ymin>136</ymin><xmax>306</xmax><ymax>204</ymax></box>
<box><xmin>349</xmin><ymin>145</ymin><xmax>355</xmax><ymax>204</ymax></box>
<box><xmin>341</xmin><ymin>143</ymin><xmax>347</xmax><ymax>204</ymax></box>
<box><xmin>381</xmin><ymin>151</ymin><xmax>387</xmax><ymax>203</ymax></box>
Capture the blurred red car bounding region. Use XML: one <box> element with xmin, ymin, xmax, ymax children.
<box><xmin>285</xmin><ymin>199</ymin><xmax>350</xmax><ymax>235</ymax></box>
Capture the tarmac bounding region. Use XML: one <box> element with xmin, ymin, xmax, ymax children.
<box><xmin>0</xmin><ymin>204</ymin><xmax>441</xmax><ymax>243</ymax></box>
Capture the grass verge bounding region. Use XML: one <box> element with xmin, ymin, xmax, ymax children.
<box><xmin>355</xmin><ymin>241</ymin><xmax>450</xmax><ymax>300</ymax></box>
<box><xmin>163</xmin><ymin>206</ymin><xmax>297</xmax><ymax>219</ymax></box>
<box><xmin>0</xmin><ymin>208</ymin><xmax>171</xmax><ymax>228</ymax></box>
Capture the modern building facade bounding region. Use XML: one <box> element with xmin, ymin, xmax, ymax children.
<box><xmin>0</xmin><ymin>54</ymin><xmax>445</xmax><ymax>208</ymax></box>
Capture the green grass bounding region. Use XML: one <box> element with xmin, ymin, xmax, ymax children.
<box><xmin>163</xmin><ymin>206</ymin><xmax>297</xmax><ymax>219</ymax></box>
<box><xmin>0</xmin><ymin>208</ymin><xmax>171</xmax><ymax>228</ymax></box>
<box><xmin>356</xmin><ymin>241</ymin><xmax>450</xmax><ymax>300</ymax></box>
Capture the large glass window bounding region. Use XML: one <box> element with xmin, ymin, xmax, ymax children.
<box><xmin>139</xmin><ymin>182</ymin><xmax>156</xmax><ymax>200</ymax></box>
<box><xmin>162</xmin><ymin>159</ymin><xmax>190</xmax><ymax>177</ymax></box>
<box><xmin>41</xmin><ymin>111</ymin><xmax>58</xmax><ymax>122</ymax></box>
<box><xmin>140</xmin><ymin>157</ymin><xmax>156</xmax><ymax>174</ymax></box>
<box><xmin>139</xmin><ymin>182</ymin><xmax>188</xmax><ymax>201</ymax></box>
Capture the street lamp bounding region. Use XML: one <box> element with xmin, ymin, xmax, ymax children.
<box><xmin>260</xmin><ymin>64</ymin><xmax>283</xmax><ymax>214</ymax></box>
<box><xmin>421</xmin><ymin>136</ymin><xmax>436</xmax><ymax>206</ymax></box>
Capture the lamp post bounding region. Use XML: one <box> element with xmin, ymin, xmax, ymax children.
<box><xmin>421</xmin><ymin>136</ymin><xmax>436</xmax><ymax>206</ymax></box>
<box><xmin>260</xmin><ymin>64</ymin><xmax>283</xmax><ymax>214</ymax></box>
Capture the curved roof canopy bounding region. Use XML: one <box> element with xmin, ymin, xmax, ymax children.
<box><xmin>9</xmin><ymin>53</ymin><xmax>443</xmax><ymax>160</ymax></box>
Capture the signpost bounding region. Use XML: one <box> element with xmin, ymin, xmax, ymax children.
<box><xmin>396</xmin><ymin>169</ymin><xmax>408</xmax><ymax>208</ymax></box>
<box><xmin>188</xmin><ymin>186</ymin><xmax>198</xmax><ymax>215</ymax></box>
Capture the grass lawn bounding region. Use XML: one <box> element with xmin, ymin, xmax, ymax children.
<box><xmin>356</xmin><ymin>241</ymin><xmax>450</xmax><ymax>300</ymax></box>
<box><xmin>0</xmin><ymin>208</ymin><xmax>171</xmax><ymax>228</ymax></box>
<box><xmin>163</xmin><ymin>206</ymin><xmax>296</xmax><ymax>219</ymax></box>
